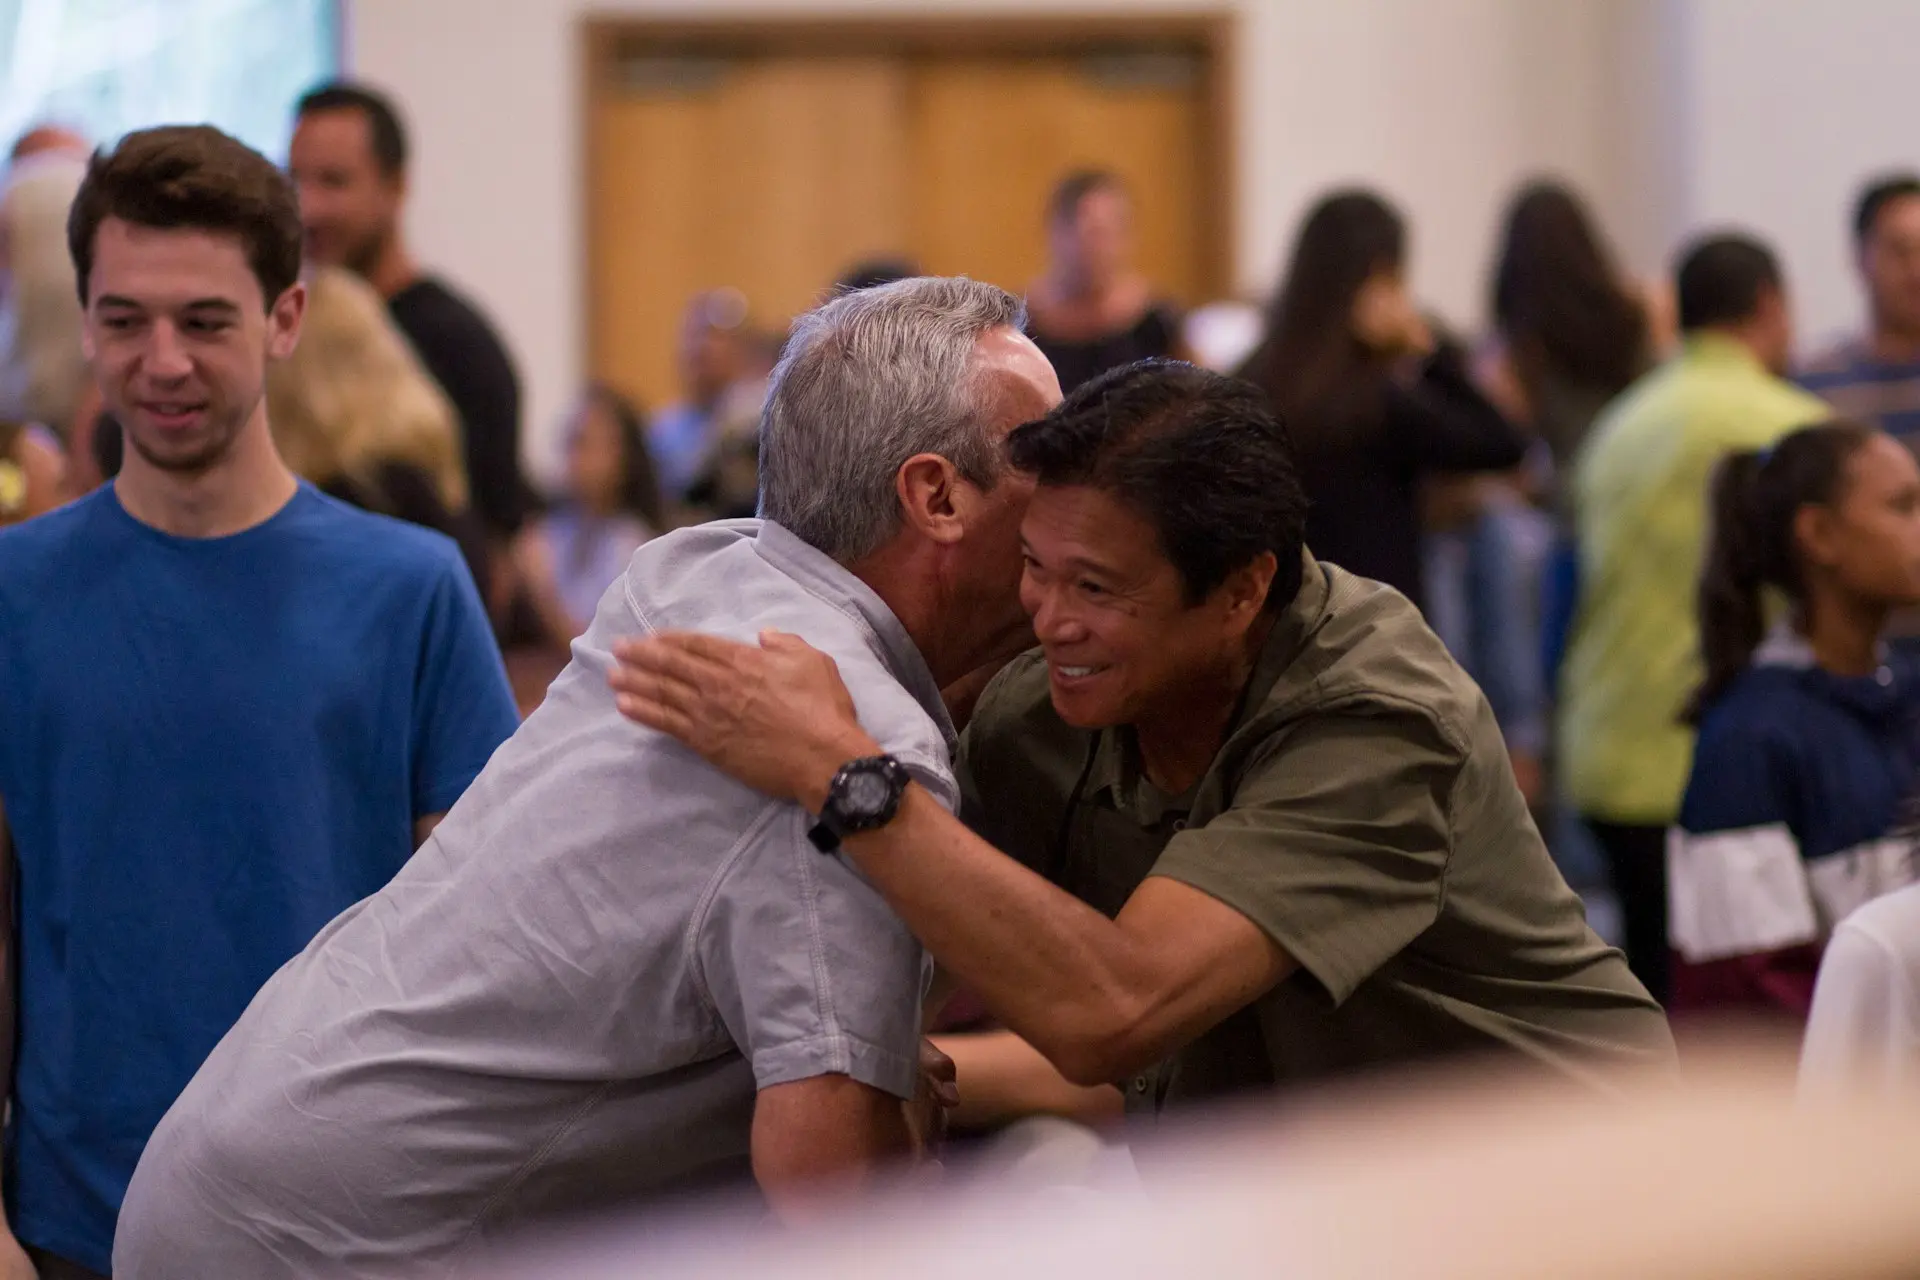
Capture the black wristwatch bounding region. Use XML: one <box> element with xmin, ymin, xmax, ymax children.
<box><xmin>807</xmin><ymin>754</ymin><xmax>911</xmax><ymax>853</ymax></box>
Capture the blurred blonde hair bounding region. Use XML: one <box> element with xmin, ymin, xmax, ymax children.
<box><xmin>268</xmin><ymin>265</ymin><xmax>468</xmax><ymax>510</ymax></box>
<box><xmin>0</xmin><ymin>154</ymin><xmax>89</xmax><ymax>432</ymax></box>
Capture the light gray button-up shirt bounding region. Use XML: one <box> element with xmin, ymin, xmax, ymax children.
<box><xmin>116</xmin><ymin>520</ymin><xmax>957</xmax><ymax>1279</ymax></box>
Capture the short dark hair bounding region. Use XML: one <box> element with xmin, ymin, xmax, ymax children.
<box><xmin>1853</xmin><ymin>172</ymin><xmax>1920</xmax><ymax>244</ymax></box>
<box><xmin>67</xmin><ymin>124</ymin><xmax>303</xmax><ymax>308</ymax></box>
<box><xmin>1047</xmin><ymin>169</ymin><xmax>1126</xmax><ymax>226</ymax></box>
<box><xmin>296</xmin><ymin>80</ymin><xmax>409</xmax><ymax>177</ymax></box>
<box><xmin>1675</xmin><ymin>233</ymin><xmax>1781</xmax><ymax>332</ymax></box>
<box><xmin>1007</xmin><ymin>359</ymin><xmax>1309</xmax><ymax>611</ymax></box>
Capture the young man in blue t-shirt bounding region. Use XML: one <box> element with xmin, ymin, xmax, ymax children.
<box><xmin>0</xmin><ymin>124</ymin><xmax>519</xmax><ymax>1279</ymax></box>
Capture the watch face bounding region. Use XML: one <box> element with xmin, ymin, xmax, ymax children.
<box><xmin>842</xmin><ymin>768</ymin><xmax>894</xmax><ymax>815</ymax></box>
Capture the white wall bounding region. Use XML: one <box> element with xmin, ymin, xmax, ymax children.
<box><xmin>1679</xmin><ymin>0</ymin><xmax>1920</xmax><ymax>355</ymax></box>
<box><xmin>350</xmin><ymin>0</ymin><xmax>1642</xmax><ymax>479</ymax></box>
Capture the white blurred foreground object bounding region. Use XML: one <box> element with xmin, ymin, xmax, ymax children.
<box><xmin>470</xmin><ymin>1043</ymin><xmax>1920</xmax><ymax>1280</ymax></box>
<box><xmin>1801</xmin><ymin>883</ymin><xmax>1920</xmax><ymax>1095</ymax></box>
<box><xmin>1182</xmin><ymin>301</ymin><xmax>1261</xmax><ymax>373</ymax></box>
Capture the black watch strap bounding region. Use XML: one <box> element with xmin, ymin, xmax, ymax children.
<box><xmin>806</xmin><ymin>754</ymin><xmax>910</xmax><ymax>853</ymax></box>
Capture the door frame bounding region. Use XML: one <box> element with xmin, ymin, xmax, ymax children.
<box><xmin>579</xmin><ymin>10</ymin><xmax>1239</xmax><ymax>381</ymax></box>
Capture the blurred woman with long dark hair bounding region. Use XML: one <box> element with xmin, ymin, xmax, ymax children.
<box><xmin>1489</xmin><ymin>180</ymin><xmax>1667</xmax><ymax>472</ymax></box>
<box><xmin>1238</xmin><ymin>189</ymin><xmax>1525</xmax><ymax>611</ymax></box>
<box><xmin>1671</xmin><ymin>421</ymin><xmax>1920</xmax><ymax>1024</ymax></box>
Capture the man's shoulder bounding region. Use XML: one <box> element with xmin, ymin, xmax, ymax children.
<box><xmin>967</xmin><ymin>650</ymin><xmax>1069</xmax><ymax>750</ymax></box>
<box><xmin>1681</xmin><ymin>358</ymin><xmax>1828</xmax><ymax>434</ymax></box>
<box><xmin>0</xmin><ymin>487</ymin><xmax>108</xmax><ymax>557</ymax></box>
<box><xmin>0</xmin><ymin>489</ymin><xmax>125</xmax><ymax>604</ymax></box>
<box><xmin>962</xmin><ymin>651</ymin><xmax>1090</xmax><ymax>797</ymax></box>
<box><xmin>390</xmin><ymin>276</ymin><xmax>515</xmax><ymax>362</ymax></box>
<box><xmin>1266</xmin><ymin>567</ymin><xmax>1481</xmax><ymax>753</ymax></box>
<box><xmin>289</xmin><ymin>488</ymin><xmax>470</xmax><ymax>587</ymax></box>
<box><xmin>621</xmin><ymin>522</ymin><xmax>957</xmax><ymax>781</ymax></box>
<box><xmin>1575</xmin><ymin>363</ymin><xmax>1675</xmax><ymax>459</ymax></box>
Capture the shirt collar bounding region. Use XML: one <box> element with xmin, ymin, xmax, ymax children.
<box><xmin>1753</xmin><ymin>621</ymin><xmax>1891</xmax><ymax>674</ymax></box>
<box><xmin>1681</xmin><ymin>331</ymin><xmax>1769</xmax><ymax>373</ymax></box>
<box><xmin>1085</xmin><ymin>549</ymin><xmax>1332</xmax><ymax>806</ymax></box>
<box><xmin>753</xmin><ymin>520</ymin><xmax>958</xmax><ymax>756</ymax></box>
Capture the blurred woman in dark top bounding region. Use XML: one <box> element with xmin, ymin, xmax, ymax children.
<box><xmin>1027</xmin><ymin>170</ymin><xmax>1185</xmax><ymax>392</ymax></box>
<box><xmin>268</xmin><ymin>265</ymin><xmax>491</xmax><ymax>592</ymax></box>
<box><xmin>1488</xmin><ymin>180</ymin><xmax>1668</xmax><ymax>477</ymax></box>
<box><xmin>1238</xmin><ymin>188</ymin><xmax>1525</xmax><ymax>611</ymax></box>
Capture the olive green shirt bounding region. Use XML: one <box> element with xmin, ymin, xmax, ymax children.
<box><xmin>960</xmin><ymin>555</ymin><xmax>1675</xmax><ymax>1115</ymax></box>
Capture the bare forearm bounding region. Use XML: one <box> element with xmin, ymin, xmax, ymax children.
<box><xmin>841</xmin><ymin>785</ymin><xmax>1153</xmax><ymax>1084</ymax></box>
<box><xmin>936</xmin><ymin>1030</ymin><xmax>1124</xmax><ymax>1131</ymax></box>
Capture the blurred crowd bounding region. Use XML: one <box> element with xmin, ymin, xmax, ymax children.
<box><xmin>5</xmin><ymin>74</ymin><xmax>1920</xmax><ymax>1280</ymax></box>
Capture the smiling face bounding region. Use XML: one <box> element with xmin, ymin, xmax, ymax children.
<box><xmin>81</xmin><ymin>217</ymin><xmax>303</xmax><ymax>475</ymax></box>
<box><xmin>1018</xmin><ymin>483</ymin><xmax>1269</xmax><ymax>729</ymax></box>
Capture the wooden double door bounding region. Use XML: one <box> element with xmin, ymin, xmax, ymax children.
<box><xmin>586</xmin><ymin>21</ymin><xmax>1229</xmax><ymax>410</ymax></box>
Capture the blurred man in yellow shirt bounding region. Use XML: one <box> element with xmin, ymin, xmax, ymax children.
<box><xmin>1560</xmin><ymin>233</ymin><xmax>1828</xmax><ymax>1005</ymax></box>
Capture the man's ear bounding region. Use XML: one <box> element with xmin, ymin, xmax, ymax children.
<box><xmin>895</xmin><ymin>452</ymin><xmax>966</xmax><ymax>546</ymax></box>
<box><xmin>266</xmin><ymin>280</ymin><xmax>308</xmax><ymax>361</ymax></box>
<box><xmin>1220</xmin><ymin>551</ymin><xmax>1279</xmax><ymax>629</ymax></box>
<box><xmin>384</xmin><ymin>167</ymin><xmax>410</xmax><ymax>219</ymax></box>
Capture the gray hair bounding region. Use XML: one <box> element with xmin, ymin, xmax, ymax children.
<box><xmin>758</xmin><ymin>276</ymin><xmax>1027</xmax><ymax>564</ymax></box>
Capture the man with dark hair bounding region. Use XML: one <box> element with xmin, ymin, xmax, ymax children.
<box><xmin>1560</xmin><ymin>233</ymin><xmax>1826</xmax><ymax>1004</ymax></box>
<box><xmin>1801</xmin><ymin>172</ymin><xmax>1920</xmax><ymax>442</ymax></box>
<box><xmin>611</xmin><ymin>359</ymin><xmax>1673</xmax><ymax>1128</ymax></box>
<box><xmin>290</xmin><ymin>80</ymin><xmax>532</xmax><ymax>544</ymax></box>
<box><xmin>0</xmin><ymin>124</ymin><xmax>517</xmax><ymax>1279</ymax></box>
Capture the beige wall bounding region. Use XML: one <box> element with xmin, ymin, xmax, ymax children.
<box><xmin>350</xmin><ymin>0</ymin><xmax>1658</xmax><ymax>478</ymax></box>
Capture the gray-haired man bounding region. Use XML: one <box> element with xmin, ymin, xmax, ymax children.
<box><xmin>114</xmin><ymin>278</ymin><xmax>1062</xmax><ymax>1278</ymax></box>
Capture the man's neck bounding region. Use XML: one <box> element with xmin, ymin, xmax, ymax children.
<box><xmin>1869</xmin><ymin>318</ymin><xmax>1920</xmax><ymax>365</ymax></box>
<box><xmin>847</xmin><ymin>541</ymin><xmax>998</xmax><ymax>690</ymax></box>
<box><xmin>1135</xmin><ymin>613</ymin><xmax>1277</xmax><ymax>795</ymax></box>
<box><xmin>114</xmin><ymin>416</ymin><xmax>300</xmax><ymax>538</ymax></box>
<box><xmin>364</xmin><ymin>238</ymin><xmax>421</xmax><ymax>302</ymax></box>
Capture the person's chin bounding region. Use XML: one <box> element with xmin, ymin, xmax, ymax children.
<box><xmin>127</xmin><ymin>425</ymin><xmax>230</xmax><ymax>474</ymax></box>
<box><xmin>1046</xmin><ymin>664</ymin><xmax>1125</xmax><ymax>728</ymax></box>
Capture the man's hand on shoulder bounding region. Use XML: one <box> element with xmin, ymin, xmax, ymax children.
<box><xmin>610</xmin><ymin>629</ymin><xmax>879</xmax><ymax>811</ymax></box>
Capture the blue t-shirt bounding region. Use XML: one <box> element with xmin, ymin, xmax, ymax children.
<box><xmin>0</xmin><ymin>482</ymin><xmax>519</xmax><ymax>1271</ymax></box>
